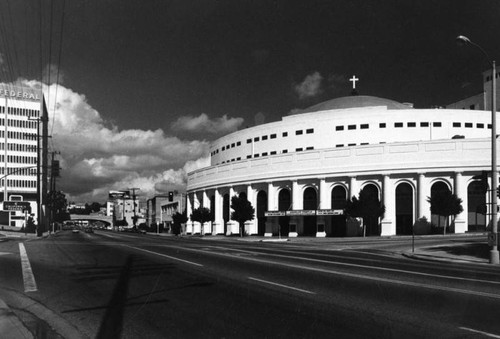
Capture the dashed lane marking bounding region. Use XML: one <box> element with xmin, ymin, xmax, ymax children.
<box><xmin>248</xmin><ymin>277</ymin><xmax>316</xmax><ymax>295</ymax></box>
<box><xmin>19</xmin><ymin>243</ymin><xmax>37</xmax><ymax>292</ymax></box>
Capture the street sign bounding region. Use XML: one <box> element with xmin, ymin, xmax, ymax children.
<box><xmin>3</xmin><ymin>201</ymin><xmax>31</xmax><ymax>212</ymax></box>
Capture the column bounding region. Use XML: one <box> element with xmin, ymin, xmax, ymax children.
<box><xmin>316</xmin><ymin>178</ymin><xmax>328</xmax><ymax>237</ymax></box>
<box><xmin>454</xmin><ymin>172</ymin><xmax>467</xmax><ymax>233</ymax></box>
<box><xmin>186</xmin><ymin>193</ymin><xmax>193</xmax><ymax>234</ymax></box>
<box><xmin>417</xmin><ymin>173</ymin><xmax>429</xmax><ymax>220</ymax></box>
<box><xmin>227</xmin><ymin>186</ymin><xmax>236</xmax><ymax>235</ymax></box>
<box><xmin>380</xmin><ymin>174</ymin><xmax>395</xmax><ymax>236</ymax></box>
<box><xmin>213</xmin><ymin>188</ymin><xmax>223</xmax><ymax>235</ymax></box>
<box><xmin>246</xmin><ymin>185</ymin><xmax>256</xmax><ymax>235</ymax></box>
<box><xmin>265</xmin><ymin>182</ymin><xmax>276</xmax><ymax>237</ymax></box>
<box><xmin>192</xmin><ymin>193</ymin><xmax>200</xmax><ymax>234</ymax></box>
<box><xmin>289</xmin><ymin>180</ymin><xmax>300</xmax><ymax>237</ymax></box>
<box><xmin>202</xmin><ymin>190</ymin><xmax>209</xmax><ymax>235</ymax></box>
<box><xmin>349</xmin><ymin>176</ymin><xmax>357</xmax><ymax>200</ymax></box>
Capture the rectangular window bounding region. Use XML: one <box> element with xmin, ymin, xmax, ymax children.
<box><xmin>470</xmin><ymin>104</ymin><xmax>475</xmax><ymax>110</ymax></box>
<box><xmin>231</xmin><ymin>143</ymin><xmax>235</xmax><ymax>148</ymax></box>
<box><xmin>236</xmin><ymin>157</ymin><xmax>241</xmax><ymax>161</ymax></box>
<box><xmin>395</xmin><ymin>122</ymin><xmax>403</xmax><ymax>128</ymax></box>
<box><xmin>270</xmin><ymin>151</ymin><xmax>277</xmax><ymax>155</ymax></box>
<box><xmin>336</xmin><ymin>126</ymin><xmax>344</xmax><ymax>131</ymax></box>
<box><xmin>488</xmin><ymin>124</ymin><xmax>492</xmax><ymax>129</ymax></box>
<box><xmin>420</xmin><ymin>122</ymin><xmax>429</xmax><ymax>127</ymax></box>
<box><xmin>296</xmin><ymin>130</ymin><xmax>303</xmax><ymax>135</ymax></box>
<box><xmin>270</xmin><ymin>134</ymin><xmax>277</xmax><ymax>139</ymax></box>
<box><xmin>477</xmin><ymin>123</ymin><xmax>484</xmax><ymax>128</ymax></box>
<box><xmin>222</xmin><ymin>146</ymin><xmax>225</xmax><ymax>151</ymax></box>
<box><xmin>465</xmin><ymin>122</ymin><xmax>473</xmax><ymax>128</ymax></box>
<box><xmin>254</xmin><ymin>153</ymin><xmax>259</xmax><ymax>158</ymax></box>
<box><xmin>306</xmin><ymin>128</ymin><xmax>314</xmax><ymax>134</ymax></box>
<box><xmin>433</xmin><ymin>122</ymin><xmax>442</xmax><ymax>127</ymax></box>
<box><xmin>236</xmin><ymin>141</ymin><xmax>241</xmax><ymax>146</ymax></box>
<box><xmin>379</xmin><ymin>123</ymin><xmax>386</xmax><ymax>128</ymax></box>
<box><xmin>262</xmin><ymin>152</ymin><xmax>268</xmax><ymax>156</ymax></box>
<box><xmin>407</xmin><ymin>122</ymin><xmax>416</xmax><ymax>127</ymax></box>
<box><xmin>348</xmin><ymin>125</ymin><xmax>356</xmax><ymax>130</ymax></box>
<box><xmin>262</xmin><ymin>135</ymin><xmax>268</xmax><ymax>140</ymax></box>
<box><xmin>247</xmin><ymin>138</ymin><xmax>252</xmax><ymax>144</ymax></box>
<box><xmin>336</xmin><ymin>144</ymin><xmax>344</xmax><ymax>148</ymax></box>
<box><xmin>282</xmin><ymin>132</ymin><xmax>288</xmax><ymax>137</ymax></box>
<box><xmin>254</xmin><ymin>137</ymin><xmax>259</xmax><ymax>142</ymax></box>
<box><xmin>453</xmin><ymin>122</ymin><xmax>461</xmax><ymax>127</ymax></box>
<box><xmin>348</xmin><ymin>143</ymin><xmax>356</xmax><ymax>146</ymax></box>
<box><xmin>306</xmin><ymin>146</ymin><xmax>314</xmax><ymax>150</ymax></box>
<box><xmin>360</xmin><ymin>142</ymin><xmax>369</xmax><ymax>145</ymax></box>
<box><xmin>296</xmin><ymin>148</ymin><xmax>303</xmax><ymax>152</ymax></box>
<box><xmin>282</xmin><ymin>149</ymin><xmax>288</xmax><ymax>153</ymax></box>
<box><xmin>247</xmin><ymin>155</ymin><xmax>252</xmax><ymax>159</ymax></box>
<box><xmin>360</xmin><ymin>124</ymin><xmax>369</xmax><ymax>129</ymax></box>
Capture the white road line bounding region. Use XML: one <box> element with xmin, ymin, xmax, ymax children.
<box><xmin>18</xmin><ymin>243</ymin><xmax>37</xmax><ymax>292</ymax></box>
<box><xmin>124</xmin><ymin>245</ymin><xmax>203</xmax><ymax>267</ymax></box>
<box><xmin>459</xmin><ymin>327</ymin><xmax>500</xmax><ymax>338</ymax></box>
<box><xmin>248</xmin><ymin>277</ymin><xmax>316</xmax><ymax>295</ymax></box>
<box><xmin>163</xmin><ymin>245</ymin><xmax>500</xmax><ymax>300</ymax></box>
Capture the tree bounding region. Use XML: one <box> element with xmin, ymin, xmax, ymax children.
<box><xmin>172</xmin><ymin>210</ymin><xmax>188</xmax><ymax>236</ymax></box>
<box><xmin>190</xmin><ymin>207</ymin><xmax>213</xmax><ymax>235</ymax></box>
<box><xmin>230</xmin><ymin>195</ymin><xmax>255</xmax><ymax>237</ymax></box>
<box><xmin>427</xmin><ymin>190</ymin><xmax>463</xmax><ymax>235</ymax></box>
<box><xmin>47</xmin><ymin>191</ymin><xmax>70</xmax><ymax>223</ymax></box>
<box><xmin>345</xmin><ymin>189</ymin><xmax>385</xmax><ymax>237</ymax></box>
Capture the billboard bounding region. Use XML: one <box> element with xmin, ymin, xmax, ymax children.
<box><xmin>3</xmin><ymin>201</ymin><xmax>31</xmax><ymax>212</ymax></box>
<box><xmin>108</xmin><ymin>190</ymin><xmax>130</xmax><ymax>199</ymax></box>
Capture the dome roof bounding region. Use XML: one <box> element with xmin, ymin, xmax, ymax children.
<box><xmin>299</xmin><ymin>95</ymin><xmax>412</xmax><ymax>114</ymax></box>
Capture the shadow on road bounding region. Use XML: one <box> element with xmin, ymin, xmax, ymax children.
<box><xmin>424</xmin><ymin>243</ymin><xmax>489</xmax><ymax>260</ymax></box>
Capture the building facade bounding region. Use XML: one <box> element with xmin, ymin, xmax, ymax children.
<box><xmin>187</xmin><ymin>95</ymin><xmax>497</xmax><ymax>237</ymax></box>
<box><xmin>0</xmin><ymin>85</ymin><xmax>43</xmax><ymax>227</ymax></box>
<box><xmin>160</xmin><ymin>192</ymin><xmax>186</xmax><ymax>232</ymax></box>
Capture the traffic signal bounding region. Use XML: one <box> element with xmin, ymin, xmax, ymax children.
<box><xmin>168</xmin><ymin>191</ymin><xmax>174</xmax><ymax>201</ymax></box>
<box><xmin>51</xmin><ymin>160</ymin><xmax>60</xmax><ymax>177</ymax></box>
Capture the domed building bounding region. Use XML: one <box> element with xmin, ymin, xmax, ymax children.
<box><xmin>186</xmin><ymin>94</ymin><xmax>495</xmax><ymax>237</ymax></box>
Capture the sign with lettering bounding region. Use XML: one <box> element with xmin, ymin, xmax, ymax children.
<box><xmin>0</xmin><ymin>85</ymin><xmax>41</xmax><ymax>102</ymax></box>
<box><xmin>316</xmin><ymin>209</ymin><xmax>344</xmax><ymax>216</ymax></box>
<box><xmin>264</xmin><ymin>211</ymin><xmax>286</xmax><ymax>217</ymax></box>
<box><xmin>108</xmin><ymin>190</ymin><xmax>130</xmax><ymax>199</ymax></box>
<box><xmin>286</xmin><ymin>210</ymin><xmax>316</xmax><ymax>216</ymax></box>
<box><xmin>3</xmin><ymin>201</ymin><xmax>31</xmax><ymax>211</ymax></box>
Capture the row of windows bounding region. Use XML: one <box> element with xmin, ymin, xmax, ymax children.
<box><xmin>211</xmin><ymin>129</ymin><xmax>315</xmax><ymax>156</ymax></box>
<box><xmin>335</xmin><ymin>121</ymin><xmax>491</xmax><ymax>131</ymax></box>
<box><xmin>219</xmin><ymin>146</ymin><xmax>316</xmax><ymax>164</ymax></box>
<box><xmin>485</xmin><ymin>72</ymin><xmax>500</xmax><ymax>82</ymax></box>
<box><xmin>0</xmin><ymin>155</ymin><xmax>37</xmax><ymax>164</ymax></box>
<box><xmin>0</xmin><ymin>167</ymin><xmax>36</xmax><ymax>176</ymax></box>
<box><xmin>1</xmin><ymin>131</ymin><xmax>38</xmax><ymax>140</ymax></box>
<box><xmin>0</xmin><ymin>179</ymin><xmax>37</xmax><ymax>188</ymax></box>
<box><xmin>4</xmin><ymin>143</ymin><xmax>37</xmax><ymax>153</ymax></box>
<box><xmin>2</xmin><ymin>107</ymin><xmax>40</xmax><ymax>118</ymax></box>
<box><xmin>2</xmin><ymin>118</ymin><xmax>38</xmax><ymax>129</ymax></box>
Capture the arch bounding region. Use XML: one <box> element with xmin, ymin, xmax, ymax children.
<box><xmin>467</xmin><ymin>181</ymin><xmax>487</xmax><ymax>232</ymax></box>
<box><xmin>278</xmin><ymin>188</ymin><xmax>291</xmax><ymax>236</ymax></box>
<box><xmin>360</xmin><ymin>183</ymin><xmax>381</xmax><ymax>236</ymax></box>
<box><xmin>395</xmin><ymin>182</ymin><xmax>414</xmax><ymax>235</ymax></box>
<box><xmin>430</xmin><ymin>181</ymin><xmax>451</xmax><ymax>231</ymax></box>
<box><xmin>303</xmin><ymin>187</ymin><xmax>317</xmax><ymax>236</ymax></box>
<box><xmin>331</xmin><ymin>185</ymin><xmax>347</xmax><ymax>237</ymax></box>
<box><xmin>256</xmin><ymin>190</ymin><xmax>267</xmax><ymax>236</ymax></box>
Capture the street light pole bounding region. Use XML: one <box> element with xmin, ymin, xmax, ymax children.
<box><xmin>457</xmin><ymin>35</ymin><xmax>499</xmax><ymax>264</ymax></box>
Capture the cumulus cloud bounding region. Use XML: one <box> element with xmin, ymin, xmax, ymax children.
<box><xmin>42</xmin><ymin>63</ymin><xmax>65</xmax><ymax>85</ymax></box>
<box><xmin>171</xmin><ymin>113</ymin><xmax>244</xmax><ymax>134</ymax></box>
<box><xmin>294</xmin><ymin>71</ymin><xmax>323</xmax><ymax>100</ymax></box>
<box><xmin>17</xmin><ymin>79</ymin><xmax>211</xmax><ymax>202</ymax></box>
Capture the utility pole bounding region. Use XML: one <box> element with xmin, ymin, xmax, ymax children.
<box><xmin>49</xmin><ymin>151</ymin><xmax>60</xmax><ymax>233</ymax></box>
<box><xmin>128</xmin><ymin>188</ymin><xmax>140</xmax><ymax>227</ymax></box>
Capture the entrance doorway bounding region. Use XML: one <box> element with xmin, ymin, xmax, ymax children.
<box><xmin>395</xmin><ymin>183</ymin><xmax>413</xmax><ymax>235</ymax></box>
<box><xmin>331</xmin><ymin>186</ymin><xmax>347</xmax><ymax>237</ymax></box>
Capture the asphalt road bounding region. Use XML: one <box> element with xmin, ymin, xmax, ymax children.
<box><xmin>1</xmin><ymin>231</ymin><xmax>500</xmax><ymax>338</ymax></box>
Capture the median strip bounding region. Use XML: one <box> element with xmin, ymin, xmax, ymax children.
<box><xmin>19</xmin><ymin>243</ymin><xmax>37</xmax><ymax>292</ymax></box>
<box><xmin>248</xmin><ymin>277</ymin><xmax>316</xmax><ymax>295</ymax></box>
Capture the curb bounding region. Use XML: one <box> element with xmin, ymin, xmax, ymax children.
<box><xmin>402</xmin><ymin>252</ymin><xmax>490</xmax><ymax>265</ymax></box>
<box><xmin>0</xmin><ymin>298</ymin><xmax>33</xmax><ymax>339</ymax></box>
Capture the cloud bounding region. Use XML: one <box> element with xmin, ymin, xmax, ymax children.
<box><xmin>171</xmin><ymin>113</ymin><xmax>244</xmax><ymax>135</ymax></box>
<box><xmin>42</xmin><ymin>63</ymin><xmax>65</xmax><ymax>85</ymax></box>
<box><xmin>294</xmin><ymin>71</ymin><xmax>323</xmax><ymax>100</ymax></box>
<box><xmin>18</xmin><ymin>79</ymin><xmax>211</xmax><ymax>202</ymax></box>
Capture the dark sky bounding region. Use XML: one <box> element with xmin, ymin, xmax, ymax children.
<box><xmin>5</xmin><ymin>0</ymin><xmax>500</xmax><ymax>134</ymax></box>
<box><xmin>1</xmin><ymin>0</ymin><xmax>499</xmax><ymax>202</ymax></box>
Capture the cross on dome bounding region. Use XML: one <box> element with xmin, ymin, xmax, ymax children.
<box><xmin>349</xmin><ymin>75</ymin><xmax>359</xmax><ymax>89</ymax></box>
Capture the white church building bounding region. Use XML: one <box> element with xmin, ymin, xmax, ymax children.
<box><xmin>186</xmin><ymin>77</ymin><xmax>498</xmax><ymax>237</ymax></box>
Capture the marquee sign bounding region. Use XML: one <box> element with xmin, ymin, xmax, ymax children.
<box><xmin>286</xmin><ymin>210</ymin><xmax>316</xmax><ymax>216</ymax></box>
<box><xmin>316</xmin><ymin>209</ymin><xmax>344</xmax><ymax>216</ymax></box>
<box><xmin>264</xmin><ymin>209</ymin><xmax>344</xmax><ymax>217</ymax></box>
<box><xmin>0</xmin><ymin>85</ymin><xmax>41</xmax><ymax>102</ymax></box>
<box><xmin>264</xmin><ymin>211</ymin><xmax>286</xmax><ymax>217</ymax></box>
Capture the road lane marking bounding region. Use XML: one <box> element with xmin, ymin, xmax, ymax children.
<box><xmin>459</xmin><ymin>327</ymin><xmax>500</xmax><ymax>338</ymax></box>
<box><xmin>161</xmin><ymin>245</ymin><xmax>500</xmax><ymax>299</ymax></box>
<box><xmin>19</xmin><ymin>243</ymin><xmax>37</xmax><ymax>292</ymax></box>
<box><xmin>248</xmin><ymin>277</ymin><xmax>316</xmax><ymax>295</ymax></box>
<box><xmin>203</xmin><ymin>245</ymin><xmax>500</xmax><ymax>286</ymax></box>
<box><xmin>124</xmin><ymin>245</ymin><xmax>203</xmax><ymax>267</ymax></box>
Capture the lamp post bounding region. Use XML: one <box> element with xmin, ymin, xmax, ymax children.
<box><xmin>456</xmin><ymin>35</ymin><xmax>499</xmax><ymax>264</ymax></box>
